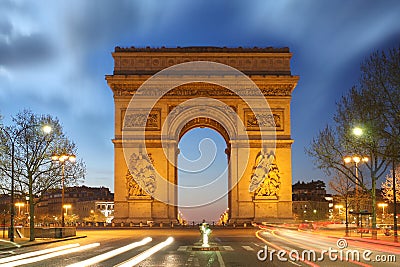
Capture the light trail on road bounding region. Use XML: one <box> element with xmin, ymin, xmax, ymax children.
<box><xmin>0</xmin><ymin>243</ymin><xmax>80</xmax><ymax>264</ymax></box>
<box><xmin>1</xmin><ymin>243</ymin><xmax>100</xmax><ymax>267</ymax></box>
<box><xmin>256</xmin><ymin>229</ymin><xmax>320</xmax><ymax>267</ymax></box>
<box><xmin>263</xmin><ymin>229</ymin><xmax>372</xmax><ymax>267</ymax></box>
<box><xmin>116</xmin><ymin>237</ymin><xmax>174</xmax><ymax>267</ymax></box>
<box><xmin>66</xmin><ymin>237</ymin><xmax>152</xmax><ymax>267</ymax></box>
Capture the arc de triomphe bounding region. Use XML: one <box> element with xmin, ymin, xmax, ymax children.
<box><xmin>106</xmin><ymin>47</ymin><xmax>299</xmax><ymax>223</ymax></box>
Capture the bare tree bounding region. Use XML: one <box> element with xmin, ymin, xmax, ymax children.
<box><xmin>382</xmin><ymin>166</ymin><xmax>400</xmax><ymax>202</ymax></box>
<box><xmin>329</xmin><ymin>172</ymin><xmax>370</xmax><ymax>235</ymax></box>
<box><xmin>307</xmin><ymin>46</ymin><xmax>399</xmax><ymax>239</ymax></box>
<box><xmin>0</xmin><ymin>110</ymin><xmax>86</xmax><ymax>241</ymax></box>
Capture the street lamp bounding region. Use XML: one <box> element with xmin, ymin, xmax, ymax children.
<box><xmin>343</xmin><ymin>155</ymin><xmax>368</xmax><ymax>227</ymax></box>
<box><xmin>15</xmin><ymin>203</ymin><xmax>25</xmax><ymax>216</ymax></box>
<box><xmin>378</xmin><ymin>203</ymin><xmax>388</xmax><ymax>224</ymax></box>
<box><xmin>335</xmin><ymin>204</ymin><xmax>343</xmax><ymax>217</ymax></box>
<box><xmin>63</xmin><ymin>204</ymin><xmax>72</xmax><ymax>216</ymax></box>
<box><xmin>52</xmin><ymin>154</ymin><xmax>76</xmax><ymax>227</ymax></box>
<box><xmin>0</xmin><ymin>124</ymin><xmax>51</xmax><ymax>241</ymax></box>
<box><xmin>352</xmin><ymin>127</ymin><xmax>363</xmax><ymax>136</ymax></box>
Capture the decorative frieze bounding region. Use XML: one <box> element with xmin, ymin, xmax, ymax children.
<box><xmin>112</xmin><ymin>46</ymin><xmax>292</xmax><ymax>75</ymax></box>
<box><xmin>122</xmin><ymin>109</ymin><xmax>161</xmax><ymax>130</ymax></box>
<box><xmin>109</xmin><ymin>83</ymin><xmax>294</xmax><ymax>97</ymax></box>
<box><xmin>244</xmin><ymin>109</ymin><xmax>284</xmax><ymax>131</ymax></box>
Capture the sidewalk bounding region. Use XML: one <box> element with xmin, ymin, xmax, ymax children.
<box><xmin>0</xmin><ymin>235</ymin><xmax>87</xmax><ymax>251</ymax></box>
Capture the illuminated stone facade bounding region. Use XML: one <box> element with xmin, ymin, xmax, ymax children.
<box><xmin>106</xmin><ymin>47</ymin><xmax>299</xmax><ymax>223</ymax></box>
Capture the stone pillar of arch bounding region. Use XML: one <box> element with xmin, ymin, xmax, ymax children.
<box><xmin>106</xmin><ymin>46</ymin><xmax>299</xmax><ymax>223</ymax></box>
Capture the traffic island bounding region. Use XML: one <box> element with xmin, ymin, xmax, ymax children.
<box><xmin>19</xmin><ymin>227</ymin><xmax>76</xmax><ymax>238</ymax></box>
<box><xmin>192</xmin><ymin>244</ymin><xmax>220</xmax><ymax>251</ymax></box>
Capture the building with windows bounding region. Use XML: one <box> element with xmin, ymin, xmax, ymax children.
<box><xmin>292</xmin><ymin>180</ymin><xmax>331</xmax><ymax>221</ymax></box>
<box><xmin>36</xmin><ymin>186</ymin><xmax>114</xmax><ymax>224</ymax></box>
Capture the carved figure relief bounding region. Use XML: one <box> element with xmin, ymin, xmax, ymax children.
<box><xmin>126</xmin><ymin>171</ymin><xmax>147</xmax><ymax>197</ymax></box>
<box><xmin>126</xmin><ymin>152</ymin><xmax>157</xmax><ymax>198</ymax></box>
<box><xmin>245</xmin><ymin>109</ymin><xmax>284</xmax><ymax>131</ymax></box>
<box><xmin>249</xmin><ymin>151</ymin><xmax>281</xmax><ymax>198</ymax></box>
<box><xmin>123</xmin><ymin>109</ymin><xmax>160</xmax><ymax>130</ymax></box>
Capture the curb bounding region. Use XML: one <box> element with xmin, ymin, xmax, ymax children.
<box><xmin>0</xmin><ymin>235</ymin><xmax>87</xmax><ymax>251</ymax></box>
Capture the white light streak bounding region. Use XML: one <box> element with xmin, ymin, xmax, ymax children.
<box><xmin>0</xmin><ymin>243</ymin><xmax>80</xmax><ymax>264</ymax></box>
<box><xmin>116</xmin><ymin>237</ymin><xmax>174</xmax><ymax>267</ymax></box>
<box><xmin>2</xmin><ymin>243</ymin><xmax>100</xmax><ymax>267</ymax></box>
<box><xmin>66</xmin><ymin>237</ymin><xmax>152</xmax><ymax>267</ymax></box>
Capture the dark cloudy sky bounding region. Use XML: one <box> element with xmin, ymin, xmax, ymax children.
<box><xmin>1</xmin><ymin>0</ymin><xmax>400</xmax><ymax>220</ymax></box>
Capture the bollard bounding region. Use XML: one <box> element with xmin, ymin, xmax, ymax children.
<box><xmin>121</xmin><ymin>222</ymin><xmax>124</xmax><ymax>227</ymax></box>
<box><xmin>140</xmin><ymin>222</ymin><xmax>143</xmax><ymax>227</ymax></box>
<box><xmin>112</xmin><ymin>222</ymin><xmax>115</xmax><ymax>227</ymax></box>
<box><xmin>244</xmin><ymin>223</ymin><xmax>247</xmax><ymax>228</ymax></box>
<box><xmin>160</xmin><ymin>222</ymin><xmax>163</xmax><ymax>228</ymax></box>
<box><xmin>171</xmin><ymin>221</ymin><xmax>174</xmax><ymax>228</ymax></box>
<box><xmin>130</xmin><ymin>222</ymin><xmax>133</xmax><ymax>227</ymax></box>
<box><xmin>95</xmin><ymin>222</ymin><xmax>99</xmax><ymax>227</ymax></box>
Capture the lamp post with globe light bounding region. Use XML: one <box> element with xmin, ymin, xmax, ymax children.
<box><xmin>378</xmin><ymin>203</ymin><xmax>388</xmax><ymax>224</ymax></box>
<box><xmin>52</xmin><ymin>154</ymin><xmax>76</xmax><ymax>227</ymax></box>
<box><xmin>343</xmin><ymin>155</ymin><xmax>368</xmax><ymax>226</ymax></box>
<box><xmin>0</xmin><ymin>124</ymin><xmax>51</xmax><ymax>241</ymax></box>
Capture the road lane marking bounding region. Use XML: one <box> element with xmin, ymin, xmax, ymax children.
<box><xmin>178</xmin><ymin>246</ymin><xmax>187</xmax><ymax>251</ymax></box>
<box><xmin>115</xmin><ymin>237</ymin><xmax>174</xmax><ymax>267</ymax></box>
<box><xmin>216</xmin><ymin>251</ymin><xmax>226</xmax><ymax>267</ymax></box>
<box><xmin>242</xmin><ymin>245</ymin><xmax>254</xmax><ymax>251</ymax></box>
<box><xmin>223</xmin><ymin>246</ymin><xmax>233</xmax><ymax>251</ymax></box>
<box><xmin>0</xmin><ymin>243</ymin><xmax>80</xmax><ymax>264</ymax></box>
<box><xmin>2</xmin><ymin>243</ymin><xmax>100</xmax><ymax>267</ymax></box>
<box><xmin>66</xmin><ymin>237</ymin><xmax>152</xmax><ymax>267</ymax></box>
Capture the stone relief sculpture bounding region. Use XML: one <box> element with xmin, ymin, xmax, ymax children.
<box><xmin>123</xmin><ymin>110</ymin><xmax>160</xmax><ymax>129</ymax></box>
<box><xmin>245</xmin><ymin>110</ymin><xmax>282</xmax><ymax>130</ymax></box>
<box><xmin>249</xmin><ymin>151</ymin><xmax>281</xmax><ymax>198</ymax></box>
<box><xmin>126</xmin><ymin>171</ymin><xmax>147</xmax><ymax>197</ymax></box>
<box><xmin>126</xmin><ymin>152</ymin><xmax>157</xmax><ymax>198</ymax></box>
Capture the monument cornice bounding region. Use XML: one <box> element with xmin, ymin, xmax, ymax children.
<box><xmin>111</xmin><ymin>46</ymin><xmax>294</xmax><ymax>76</ymax></box>
<box><xmin>106</xmin><ymin>76</ymin><xmax>299</xmax><ymax>97</ymax></box>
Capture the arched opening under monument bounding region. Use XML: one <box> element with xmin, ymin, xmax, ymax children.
<box><xmin>177</xmin><ymin>127</ymin><xmax>229</xmax><ymax>224</ymax></box>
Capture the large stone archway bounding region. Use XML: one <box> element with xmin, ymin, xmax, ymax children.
<box><xmin>106</xmin><ymin>47</ymin><xmax>299</xmax><ymax>223</ymax></box>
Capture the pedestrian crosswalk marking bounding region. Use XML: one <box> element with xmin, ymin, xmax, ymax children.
<box><xmin>177</xmin><ymin>245</ymin><xmax>260</xmax><ymax>252</ymax></box>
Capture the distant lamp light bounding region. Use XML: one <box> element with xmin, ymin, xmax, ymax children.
<box><xmin>344</xmin><ymin>156</ymin><xmax>352</xmax><ymax>164</ymax></box>
<box><xmin>59</xmin><ymin>155</ymin><xmax>69</xmax><ymax>162</ymax></box>
<box><xmin>353</xmin><ymin>156</ymin><xmax>361</xmax><ymax>163</ymax></box>
<box><xmin>42</xmin><ymin>125</ymin><xmax>52</xmax><ymax>134</ymax></box>
<box><xmin>68</xmin><ymin>155</ymin><xmax>76</xmax><ymax>162</ymax></box>
<box><xmin>352</xmin><ymin>127</ymin><xmax>363</xmax><ymax>136</ymax></box>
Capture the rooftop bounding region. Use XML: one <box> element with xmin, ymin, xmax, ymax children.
<box><xmin>114</xmin><ymin>46</ymin><xmax>290</xmax><ymax>53</ymax></box>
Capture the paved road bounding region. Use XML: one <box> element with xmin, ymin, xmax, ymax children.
<box><xmin>0</xmin><ymin>227</ymin><xmax>399</xmax><ymax>266</ymax></box>
<box><xmin>257</xmin><ymin>226</ymin><xmax>400</xmax><ymax>266</ymax></box>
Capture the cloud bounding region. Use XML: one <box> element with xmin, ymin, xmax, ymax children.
<box><xmin>0</xmin><ymin>33</ymin><xmax>54</xmax><ymax>67</ymax></box>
